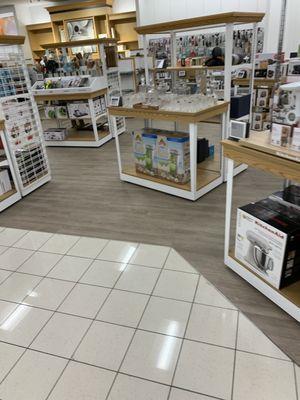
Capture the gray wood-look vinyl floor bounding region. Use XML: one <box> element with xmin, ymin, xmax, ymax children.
<box><xmin>1</xmin><ymin>122</ymin><xmax>299</xmax><ymax>364</ymax></box>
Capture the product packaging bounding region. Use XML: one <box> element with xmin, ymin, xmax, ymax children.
<box><xmin>156</xmin><ymin>132</ymin><xmax>190</xmax><ymax>184</ymax></box>
<box><xmin>271</xmin><ymin>123</ymin><xmax>292</xmax><ymax>147</ymax></box>
<box><xmin>44</xmin><ymin>106</ymin><xmax>56</xmax><ymax>119</ymax></box>
<box><xmin>235</xmin><ymin>203</ymin><xmax>300</xmax><ymax>289</ymax></box>
<box><xmin>44</xmin><ymin>128</ymin><xmax>67</xmax><ymax>141</ymax></box>
<box><xmin>67</xmin><ymin>102</ymin><xmax>90</xmax><ymax>119</ymax></box>
<box><xmin>290</xmin><ymin>127</ymin><xmax>300</xmax><ymax>151</ymax></box>
<box><xmin>0</xmin><ymin>170</ymin><xmax>12</xmax><ymax>195</ymax></box>
<box><xmin>55</xmin><ymin>106</ymin><xmax>68</xmax><ymax>119</ymax></box>
<box><xmin>132</xmin><ymin>131</ymin><xmax>157</xmax><ymax>176</ymax></box>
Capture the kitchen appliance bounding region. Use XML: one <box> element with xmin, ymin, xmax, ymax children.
<box><xmin>244</xmin><ymin>231</ymin><xmax>274</xmax><ymax>274</ymax></box>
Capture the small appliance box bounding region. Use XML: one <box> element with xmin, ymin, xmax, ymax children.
<box><xmin>235</xmin><ymin>203</ymin><xmax>300</xmax><ymax>289</ymax></box>
<box><xmin>230</xmin><ymin>94</ymin><xmax>251</xmax><ymax>119</ymax></box>
<box><xmin>156</xmin><ymin>132</ymin><xmax>190</xmax><ymax>184</ymax></box>
<box><xmin>43</xmin><ymin>128</ymin><xmax>67</xmax><ymax>141</ymax></box>
<box><xmin>0</xmin><ymin>170</ymin><xmax>12</xmax><ymax>195</ymax></box>
<box><xmin>67</xmin><ymin>102</ymin><xmax>90</xmax><ymax>119</ymax></box>
<box><xmin>55</xmin><ymin>106</ymin><xmax>68</xmax><ymax>119</ymax></box>
<box><xmin>132</xmin><ymin>131</ymin><xmax>157</xmax><ymax>176</ymax></box>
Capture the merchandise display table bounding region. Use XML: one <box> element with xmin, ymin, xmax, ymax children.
<box><xmin>34</xmin><ymin>88</ymin><xmax>112</xmax><ymax>148</ymax></box>
<box><xmin>109</xmin><ymin>101</ymin><xmax>229</xmax><ymax>201</ymax></box>
<box><xmin>222</xmin><ymin>136</ymin><xmax>300</xmax><ymax>321</ymax></box>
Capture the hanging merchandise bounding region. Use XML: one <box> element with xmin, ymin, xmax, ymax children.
<box><xmin>149</xmin><ymin>28</ymin><xmax>264</xmax><ymax>66</ymax></box>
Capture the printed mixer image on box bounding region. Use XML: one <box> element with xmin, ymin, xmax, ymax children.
<box><xmin>132</xmin><ymin>129</ymin><xmax>190</xmax><ymax>184</ymax></box>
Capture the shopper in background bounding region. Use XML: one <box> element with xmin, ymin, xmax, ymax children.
<box><xmin>205</xmin><ymin>46</ymin><xmax>224</xmax><ymax>67</ymax></box>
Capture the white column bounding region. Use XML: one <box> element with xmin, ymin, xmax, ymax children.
<box><xmin>189</xmin><ymin>122</ymin><xmax>198</xmax><ymax>196</ymax></box>
<box><xmin>224</xmin><ymin>157</ymin><xmax>234</xmax><ymax>260</ymax></box>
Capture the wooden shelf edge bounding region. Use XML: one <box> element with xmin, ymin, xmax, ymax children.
<box><xmin>0</xmin><ymin>189</ymin><xmax>18</xmax><ymax>202</ymax></box>
<box><xmin>34</xmin><ymin>88</ymin><xmax>107</xmax><ymax>101</ymax></box>
<box><xmin>41</xmin><ymin>38</ymin><xmax>116</xmax><ymax>49</ymax></box>
<box><xmin>228</xmin><ymin>250</ymin><xmax>300</xmax><ymax>309</ymax></box>
<box><xmin>136</xmin><ymin>12</ymin><xmax>265</xmax><ymax>34</ymax></box>
<box><xmin>0</xmin><ymin>35</ymin><xmax>25</xmax><ymax>45</ymax></box>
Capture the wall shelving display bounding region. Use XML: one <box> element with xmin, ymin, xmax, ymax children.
<box><xmin>222</xmin><ymin>134</ymin><xmax>300</xmax><ymax>321</ymax></box>
<box><xmin>32</xmin><ymin>38</ymin><xmax>125</xmax><ymax>147</ymax></box>
<box><xmin>0</xmin><ymin>120</ymin><xmax>22</xmax><ymax>211</ymax></box>
<box><xmin>0</xmin><ymin>35</ymin><xmax>51</xmax><ymax>199</ymax></box>
<box><xmin>108</xmin><ymin>12</ymin><xmax>265</xmax><ymax>200</ymax></box>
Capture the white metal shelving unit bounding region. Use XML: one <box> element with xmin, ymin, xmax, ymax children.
<box><xmin>32</xmin><ymin>38</ymin><xmax>125</xmax><ymax>147</ymax></box>
<box><xmin>136</xmin><ymin>12</ymin><xmax>265</xmax><ymax>179</ymax></box>
<box><xmin>222</xmin><ymin>135</ymin><xmax>300</xmax><ymax>321</ymax></box>
<box><xmin>0</xmin><ymin>121</ymin><xmax>21</xmax><ymax>211</ymax></box>
<box><xmin>0</xmin><ymin>35</ymin><xmax>51</xmax><ymax>198</ymax></box>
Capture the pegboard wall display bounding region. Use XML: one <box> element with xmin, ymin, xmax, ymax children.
<box><xmin>149</xmin><ymin>28</ymin><xmax>264</xmax><ymax>65</ymax></box>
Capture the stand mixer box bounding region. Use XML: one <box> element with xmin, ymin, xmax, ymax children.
<box><xmin>235</xmin><ymin>203</ymin><xmax>300</xmax><ymax>289</ymax></box>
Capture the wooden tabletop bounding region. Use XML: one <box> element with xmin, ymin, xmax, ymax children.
<box><xmin>33</xmin><ymin>88</ymin><xmax>107</xmax><ymax>101</ymax></box>
<box><xmin>135</xmin><ymin>12</ymin><xmax>265</xmax><ymax>35</ymax></box>
<box><xmin>108</xmin><ymin>101</ymin><xmax>229</xmax><ymax>123</ymax></box>
<box><xmin>221</xmin><ymin>137</ymin><xmax>300</xmax><ymax>182</ymax></box>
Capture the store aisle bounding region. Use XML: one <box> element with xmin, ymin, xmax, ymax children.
<box><xmin>0</xmin><ymin>228</ymin><xmax>298</xmax><ymax>400</ymax></box>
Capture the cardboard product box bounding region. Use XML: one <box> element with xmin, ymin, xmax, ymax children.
<box><xmin>235</xmin><ymin>203</ymin><xmax>300</xmax><ymax>289</ymax></box>
<box><xmin>270</xmin><ymin>185</ymin><xmax>300</xmax><ymax>212</ymax></box>
<box><xmin>257</xmin><ymin>88</ymin><xmax>269</xmax><ymax>100</ymax></box>
<box><xmin>43</xmin><ymin>128</ymin><xmax>67</xmax><ymax>141</ymax></box>
<box><xmin>263</xmin><ymin>121</ymin><xmax>271</xmax><ymax>130</ymax></box>
<box><xmin>291</xmin><ymin>127</ymin><xmax>300</xmax><ymax>151</ymax></box>
<box><xmin>156</xmin><ymin>132</ymin><xmax>190</xmax><ymax>184</ymax></box>
<box><xmin>288</xmin><ymin>59</ymin><xmax>300</xmax><ymax>76</ymax></box>
<box><xmin>271</xmin><ymin>122</ymin><xmax>292</xmax><ymax>147</ymax></box>
<box><xmin>256</xmin><ymin>97</ymin><xmax>268</xmax><ymax>108</ymax></box>
<box><xmin>230</xmin><ymin>94</ymin><xmax>251</xmax><ymax>118</ymax></box>
<box><xmin>0</xmin><ymin>170</ymin><xmax>12</xmax><ymax>195</ymax></box>
<box><xmin>252</xmin><ymin>120</ymin><xmax>263</xmax><ymax>131</ymax></box>
<box><xmin>44</xmin><ymin>106</ymin><xmax>56</xmax><ymax>119</ymax></box>
<box><xmin>252</xmin><ymin>112</ymin><xmax>265</xmax><ymax>130</ymax></box>
<box><xmin>132</xmin><ymin>131</ymin><xmax>157</xmax><ymax>176</ymax></box>
<box><xmin>267</xmin><ymin>64</ymin><xmax>276</xmax><ymax>79</ymax></box>
<box><xmin>67</xmin><ymin>102</ymin><xmax>90</xmax><ymax>119</ymax></box>
<box><xmin>55</xmin><ymin>106</ymin><xmax>68</xmax><ymax>119</ymax></box>
<box><xmin>257</xmin><ymin>197</ymin><xmax>300</xmax><ymax>225</ymax></box>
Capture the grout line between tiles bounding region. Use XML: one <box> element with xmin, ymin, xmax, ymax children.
<box><xmin>104</xmin><ymin>247</ymin><xmax>172</xmax><ymax>400</ymax></box>
<box><xmin>166</xmin><ymin>274</ymin><xmax>200</xmax><ymax>400</ymax></box>
<box><xmin>44</xmin><ymin>242</ymin><xmax>139</xmax><ymax>400</ymax></box>
<box><xmin>230</xmin><ymin>310</ymin><xmax>240</xmax><ymax>400</ymax></box>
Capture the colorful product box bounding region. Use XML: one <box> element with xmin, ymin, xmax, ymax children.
<box><xmin>132</xmin><ymin>131</ymin><xmax>157</xmax><ymax>176</ymax></box>
<box><xmin>156</xmin><ymin>132</ymin><xmax>190</xmax><ymax>184</ymax></box>
<box><xmin>67</xmin><ymin>102</ymin><xmax>90</xmax><ymax>119</ymax></box>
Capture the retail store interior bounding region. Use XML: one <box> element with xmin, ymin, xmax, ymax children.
<box><xmin>0</xmin><ymin>0</ymin><xmax>299</xmax><ymax>399</ymax></box>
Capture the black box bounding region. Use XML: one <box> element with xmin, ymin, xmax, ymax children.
<box><xmin>230</xmin><ymin>94</ymin><xmax>251</xmax><ymax>118</ymax></box>
<box><xmin>197</xmin><ymin>138</ymin><xmax>209</xmax><ymax>163</ymax></box>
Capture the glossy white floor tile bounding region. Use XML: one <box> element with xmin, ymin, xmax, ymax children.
<box><xmin>195</xmin><ymin>276</ymin><xmax>237</xmax><ymax>310</ymax></box>
<box><xmin>39</xmin><ymin>234</ymin><xmax>80</xmax><ymax>255</ymax></box>
<box><xmin>0</xmin><ymin>229</ymin><xmax>297</xmax><ymax>400</ymax></box>
<box><xmin>173</xmin><ymin>340</ymin><xmax>235</xmax><ymax>399</ymax></box>
<box><xmin>0</xmin><ymin>270</ymin><xmax>11</xmax><ymax>284</ymax></box>
<box><xmin>0</xmin><ymin>229</ymin><xmax>27</xmax><ymax>247</ymax></box>
<box><xmin>0</xmin><ymin>273</ymin><xmax>41</xmax><ymax>303</ymax></box>
<box><xmin>80</xmin><ymin>259</ymin><xmax>125</xmax><ymax>288</ymax></box>
<box><xmin>233</xmin><ymin>352</ymin><xmax>297</xmax><ymax>400</ymax></box>
<box><xmin>0</xmin><ymin>343</ymin><xmax>24</xmax><ymax>382</ymax></box>
<box><xmin>185</xmin><ymin>303</ymin><xmax>238</xmax><ymax>348</ymax></box>
<box><xmin>67</xmin><ymin>236</ymin><xmax>108</xmax><ymax>259</ymax></box>
<box><xmin>0</xmin><ymin>300</ymin><xmax>18</xmax><ymax>325</ymax></box>
<box><xmin>237</xmin><ymin>313</ymin><xmax>290</xmax><ymax>360</ymax></box>
<box><xmin>169</xmin><ymin>388</ymin><xmax>214</xmax><ymax>399</ymax></box>
<box><xmin>120</xmin><ymin>330</ymin><xmax>182</xmax><ymax>385</ymax></box>
<box><xmin>17</xmin><ymin>252</ymin><xmax>62</xmax><ymax>277</ymax></box>
<box><xmin>74</xmin><ymin>320</ymin><xmax>134</xmax><ymax>370</ymax></box>
<box><xmin>13</xmin><ymin>231</ymin><xmax>53</xmax><ymax>251</ymax></box>
<box><xmin>23</xmin><ymin>278</ymin><xmax>74</xmax><ymax>310</ymax></box>
<box><xmin>97</xmin><ymin>289</ymin><xmax>149</xmax><ymax>327</ymax></box>
<box><xmin>153</xmin><ymin>270</ymin><xmax>198</xmax><ymax>302</ymax></box>
<box><xmin>115</xmin><ymin>264</ymin><xmax>160</xmax><ymax>294</ymax></box>
<box><xmin>0</xmin><ymin>304</ymin><xmax>52</xmax><ymax>347</ymax></box>
<box><xmin>58</xmin><ymin>283</ymin><xmax>110</xmax><ymax>319</ymax></box>
<box><xmin>108</xmin><ymin>374</ymin><xmax>169</xmax><ymax>400</ymax></box>
<box><xmin>47</xmin><ymin>255</ymin><xmax>92</xmax><ymax>282</ymax></box>
<box><xmin>139</xmin><ymin>296</ymin><xmax>191</xmax><ymax>337</ymax></box>
<box><xmin>164</xmin><ymin>249</ymin><xmax>198</xmax><ymax>274</ymax></box>
<box><xmin>48</xmin><ymin>361</ymin><xmax>115</xmax><ymax>400</ymax></box>
<box><xmin>97</xmin><ymin>240</ymin><xmax>138</xmax><ymax>263</ymax></box>
<box><xmin>30</xmin><ymin>313</ymin><xmax>90</xmax><ymax>358</ymax></box>
<box><xmin>129</xmin><ymin>244</ymin><xmax>170</xmax><ymax>268</ymax></box>
<box><xmin>0</xmin><ymin>350</ymin><xmax>67</xmax><ymax>400</ymax></box>
<box><xmin>0</xmin><ymin>248</ymin><xmax>34</xmax><ymax>271</ymax></box>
